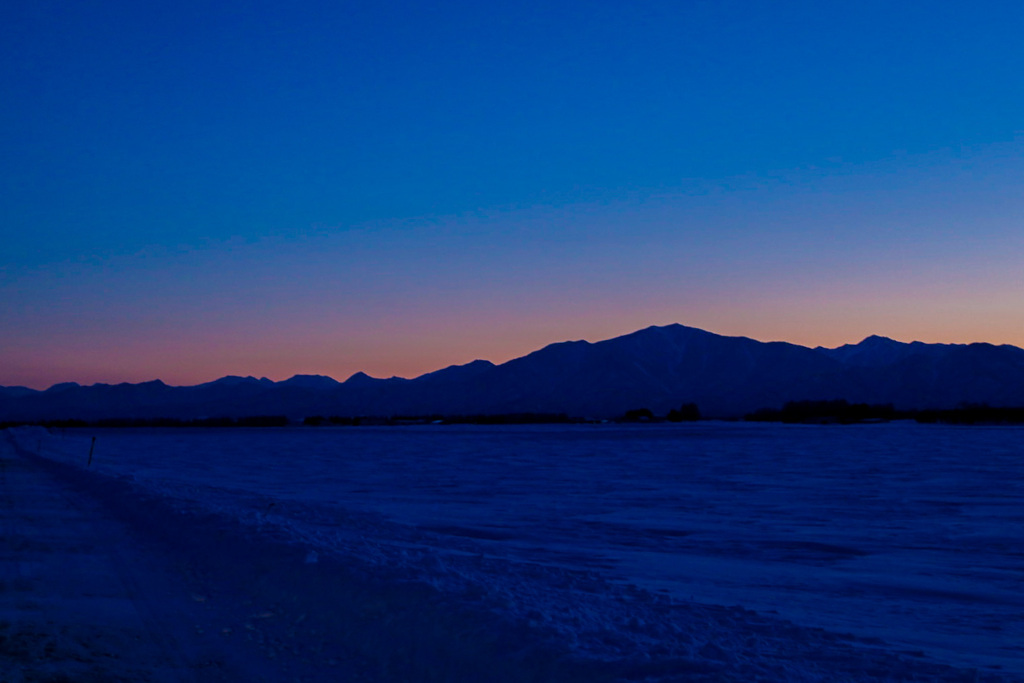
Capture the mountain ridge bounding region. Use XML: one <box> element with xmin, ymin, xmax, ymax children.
<box><xmin>4</xmin><ymin>324</ymin><xmax>1024</xmax><ymax>421</ymax></box>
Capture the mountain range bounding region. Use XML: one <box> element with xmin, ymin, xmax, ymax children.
<box><xmin>4</xmin><ymin>324</ymin><xmax>1024</xmax><ymax>421</ymax></box>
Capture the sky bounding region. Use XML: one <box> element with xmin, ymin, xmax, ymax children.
<box><xmin>2</xmin><ymin>0</ymin><xmax>1022</xmax><ymax>389</ymax></box>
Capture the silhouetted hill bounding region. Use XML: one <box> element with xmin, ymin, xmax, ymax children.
<box><xmin>816</xmin><ymin>335</ymin><xmax>958</xmax><ymax>367</ymax></box>
<box><xmin>278</xmin><ymin>375</ymin><xmax>343</xmax><ymax>390</ymax></box>
<box><xmin>4</xmin><ymin>324</ymin><xmax>1024</xmax><ymax>422</ymax></box>
<box><xmin>0</xmin><ymin>385</ymin><xmax>36</xmax><ymax>399</ymax></box>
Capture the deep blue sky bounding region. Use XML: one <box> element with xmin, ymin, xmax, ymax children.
<box><xmin>2</xmin><ymin>1</ymin><xmax>1022</xmax><ymax>387</ymax></box>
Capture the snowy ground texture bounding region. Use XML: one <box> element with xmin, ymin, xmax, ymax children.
<box><xmin>10</xmin><ymin>422</ymin><xmax>1024</xmax><ymax>681</ymax></box>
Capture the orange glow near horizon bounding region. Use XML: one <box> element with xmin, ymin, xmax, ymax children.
<box><xmin>6</xmin><ymin>303</ymin><xmax>1024</xmax><ymax>391</ymax></box>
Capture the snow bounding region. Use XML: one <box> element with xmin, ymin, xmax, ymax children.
<box><xmin>12</xmin><ymin>422</ymin><xmax>1023</xmax><ymax>681</ymax></box>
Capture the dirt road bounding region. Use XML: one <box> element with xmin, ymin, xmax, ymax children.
<box><xmin>0</xmin><ymin>435</ymin><xmax>371</xmax><ymax>683</ymax></box>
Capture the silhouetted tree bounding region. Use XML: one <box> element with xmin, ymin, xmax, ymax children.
<box><xmin>916</xmin><ymin>403</ymin><xmax>1024</xmax><ymax>424</ymax></box>
<box><xmin>745</xmin><ymin>399</ymin><xmax>895</xmax><ymax>424</ymax></box>
<box><xmin>621</xmin><ymin>408</ymin><xmax>655</xmax><ymax>422</ymax></box>
<box><xmin>667</xmin><ymin>403</ymin><xmax>701</xmax><ymax>422</ymax></box>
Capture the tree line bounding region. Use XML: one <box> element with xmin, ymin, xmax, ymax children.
<box><xmin>6</xmin><ymin>401</ymin><xmax>1024</xmax><ymax>430</ymax></box>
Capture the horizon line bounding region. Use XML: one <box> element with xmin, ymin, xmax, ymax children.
<box><xmin>3</xmin><ymin>322</ymin><xmax>1010</xmax><ymax>392</ymax></box>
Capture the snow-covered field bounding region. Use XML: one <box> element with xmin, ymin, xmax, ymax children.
<box><xmin>19</xmin><ymin>422</ymin><xmax>1024</xmax><ymax>680</ymax></box>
